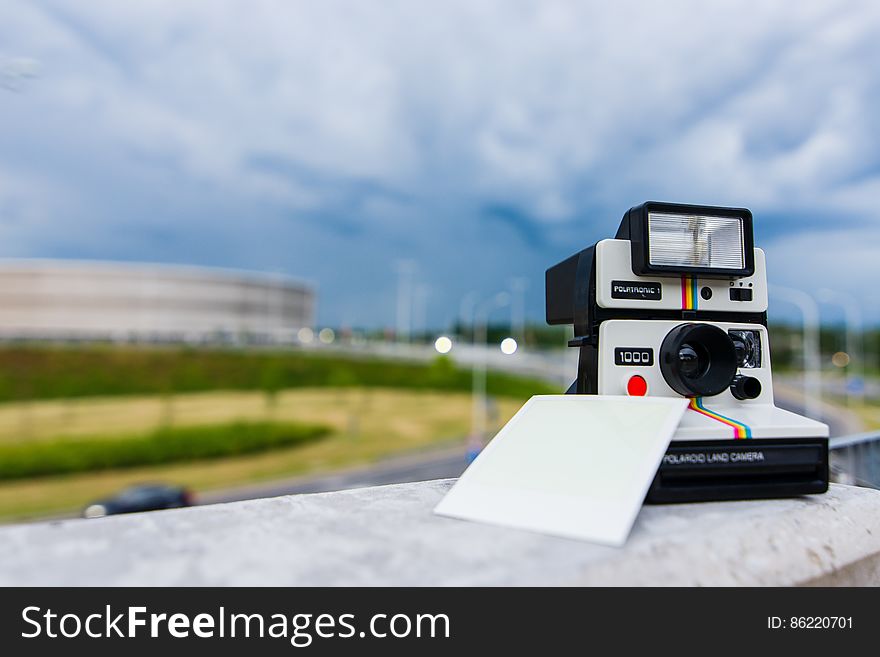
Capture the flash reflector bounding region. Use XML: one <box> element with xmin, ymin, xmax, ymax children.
<box><xmin>648</xmin><ymin>212</ymin><xmax>745</xmax><ymax>271</ymax></box>
<box><xmin>615</xmin><ymin>202</ymin><xmax>754</xmax><ymax>277</ymax></box>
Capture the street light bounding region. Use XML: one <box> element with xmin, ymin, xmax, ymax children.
<box><xmin>500</xmin><ymin>337</ymin><xmax>518</xmax><ymax>355</ymax></box>
<box><xmin>509</xmin><ymin>277</ymin><xmax>528</xmax><ymax>343</ymax></box>
<box><xmin>318</xmin><ymin>328</ymin><xmax>336</xmax><ymax>344</ymax></box>
<box><xmin>413</xmin><ymin>284</ymin><xmax>429</xmax><ymax>343</ymax></box>
<box><xmin>395</xmin><ymin>260</ymin><xmax>415</xmax><ymax>344</ymax></box>
<box><xmin>434</xmin><ymin>335</ymin><xmax>453</xmax><ymax>354</ymax></box>
<box><xmin>817</xmin><ymin>288</ymin><xmax>864</xmax><ymax>408</ymax></box>
<box><xmin>769</xmin><ymin>285</ymin><xmax>822</xmax><ymax>422</ymax></box>
<box><xmin>458</xmin><ymin>291</ymin><xmax>479</xmax><ymax>339</ymax></box>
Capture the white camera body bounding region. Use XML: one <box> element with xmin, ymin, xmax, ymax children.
<box><xmin>595</xmin><ymin>239</ymin><xmax>826</xmax><ymax>441</ymax></box>
<box><xmin>546</xmin><ymin>202</ymin><xmax>829</xmax><ymax>502</ymax></box>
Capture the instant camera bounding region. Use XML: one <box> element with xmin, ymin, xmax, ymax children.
<box><xmin>546</xmin><ymin>201</ymin><xmax>829</xmax><ymax>503</ymax></box>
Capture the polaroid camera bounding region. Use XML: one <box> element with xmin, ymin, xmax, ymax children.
<box><xmin>546</xmin><ymin>201</ymin><xmax>829</xmax><ymax>503</ymax></box>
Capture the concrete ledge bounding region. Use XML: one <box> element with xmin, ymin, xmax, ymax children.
<box><xmin>1</xmin><ymin>481</ymin><xmax>879</xmax><ymax>586</ymax></box>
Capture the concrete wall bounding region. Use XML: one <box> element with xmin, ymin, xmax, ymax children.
<box><xmin>0</xmin><ymin>259</ymin><xmax>314</xmax><ymax>342</ymax></box>
<box><xmin>2</xmin><ymin>480</ymin><xmax>878</xmax><ymax>586</ymax></box>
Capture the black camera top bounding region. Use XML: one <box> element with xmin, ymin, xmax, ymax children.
<box><xmin>614</xmin><ymin>201</ymin><xmax>754</xmax><ymax>279</ymax></box>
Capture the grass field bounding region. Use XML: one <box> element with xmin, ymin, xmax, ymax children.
<box><xmin>0</xmin><ymin>388</ymin><xmax>526</xmax><ymax>522</ymax></box>
<box><xmin>847</xmin><ymin>402</ymin><xmax>880</xmax><ymax>430</ymax></box>
<box><xmin>0</xmin><ymin>344</ymin><xmax>554</xmax><ymax>401</ymax></box>
<box><xmin>0</xmin><ymin>421</ymin><xmax>331</xmax><ymax>480</ymax></box>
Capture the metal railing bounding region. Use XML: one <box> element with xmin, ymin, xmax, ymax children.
<box><xmin>830</xmin><ymin>430</ymin><xmax>880</xmax><ymax>488</ymax></box>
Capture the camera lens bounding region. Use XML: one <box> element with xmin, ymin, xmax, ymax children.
<box><xmin>677</xmin><ymin>344</ymin><xmax>704</xmax><ymax>378</ymax></box>
<box><xmin>660</xmin><ymin>323</ymin><xmax>738</xmax><ymax>397</ymax></box>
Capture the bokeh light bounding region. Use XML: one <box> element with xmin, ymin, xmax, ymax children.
<box><xmin>434</xmin><ymin>336</ymin><xmax>453</xmax><ymax>354</ymax></box>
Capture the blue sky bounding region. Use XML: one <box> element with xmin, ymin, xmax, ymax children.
<box><xmin>1</xmin><ymin>1</ymin><xmax>879</xmax><ymax>328</ymax></box>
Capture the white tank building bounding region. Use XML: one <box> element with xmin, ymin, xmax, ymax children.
<box><xmin>0</xmin><ymin>259</ymin><xmax>315</xmax><ymax>343</ymax></box>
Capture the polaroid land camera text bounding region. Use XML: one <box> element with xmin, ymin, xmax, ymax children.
<box><xmin>546</xmin><ymin>201</ymin><xmax>829</xmax><ymax>503</ymax></box>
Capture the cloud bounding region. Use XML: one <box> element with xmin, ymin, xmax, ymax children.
<box><xmin>1</xmin><ymin>0</ymin><xmax>879</xmax><ymax>325</ymax></box>
<box><xmin>764</xmin><ymin>226</ymin><xmax>880</xmax><ymax>326</ymax></box>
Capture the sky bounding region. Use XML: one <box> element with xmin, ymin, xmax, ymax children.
<box><xmin>1</xmin><ymin>0</ymin><xmax>879</xmax><ymax>329</ymax></box>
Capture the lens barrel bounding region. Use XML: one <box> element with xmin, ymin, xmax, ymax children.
<box><xmin>660</xmin><ymin>323</ymin><xmax>738</xmax><ymax>397</ymax></box>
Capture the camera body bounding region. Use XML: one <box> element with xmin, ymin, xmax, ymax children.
<box><xmin>546</xmin><ymin>201</ymin><xmax>829</xmax><ymax>503</ymax></box>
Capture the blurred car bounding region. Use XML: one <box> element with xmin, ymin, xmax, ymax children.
<box><xmin>82</xmin><ymin>484</ymin><xmax>193</xmax><ymax>518</ymax></box>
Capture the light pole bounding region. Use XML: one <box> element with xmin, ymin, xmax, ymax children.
<box><xmin>468</xmin><ymin>292</ymin><xmax>511</xmax><ymax>461</ymax></box>
<box><xmin>457</xmin><ymin>291</ymin><xmax>478</xmax><ymax>339</ymax></box>
<box><xmin>770</xmin><ymin>285</ymin><xmax>822</xmax><ymax>422</ymax></box>
<box><xmin>395</xmin><ymin>260</ymin><xmax>415</xmax><ymax>345</ymax></box>
<box><xmin>817</xmin><ymin>288</ymin><xmax>864</xmax><ymax>407</ymax></box>
<box><xmin>413</xmin><ymin>284</ymin><xmax>429</xmax><ymax>343</ymax></box>
<box><xmin>510</xmin><ymin>277</ymin><xmax>528</xmax><ymax>344</ymax></box>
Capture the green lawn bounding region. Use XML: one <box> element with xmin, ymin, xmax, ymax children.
<box><xmin>0</xmin><ymin>344</ymin><xmax>555</xmax><ymax>401</ymax></box>
<box><xmin>0</xmin><ymin>388</ymin><xmax>526</xmax><ymax>522</ymax></box>
<box><xmin>0</xmin><ymin>420</ymin><xmax>330</xmax><ymax>480</ymax></box>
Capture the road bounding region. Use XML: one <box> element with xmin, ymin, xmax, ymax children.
<box><xmin>198</xmin><ymin>446</ymin><xmax>469</xmax><ymax>506</ymax></box>
<box><xmin>774</xmin><ymin>387</ymin><xmax>860</xmax><ymax>437</ymax></box>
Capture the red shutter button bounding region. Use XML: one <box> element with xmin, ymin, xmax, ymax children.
<box><xmin>627</xmin><ymin>375</ymin><xmax>648</xmax><ymax>396</ymax></box>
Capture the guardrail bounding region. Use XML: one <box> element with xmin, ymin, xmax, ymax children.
<box><xmin>830</xmin><ymin>430</ymin><xmax>880</xmax><ymax>488</ymax></box>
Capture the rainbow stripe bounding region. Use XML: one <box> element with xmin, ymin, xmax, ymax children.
<box><xmin>688</xmin><ymin>398</ymin><xmax>752</xmax><ymax>439</ymax></box>
<box><xmin>681</xmin><ymin>275</ymin><xmax>698</xmax><ymax>310</ymax></box>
